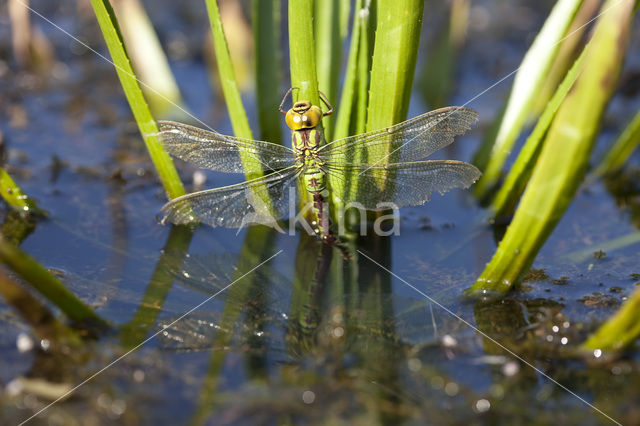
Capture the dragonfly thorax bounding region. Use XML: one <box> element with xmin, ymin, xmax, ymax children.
<box><xmin>285</xmin><ymin>101</ymin><xmax>322</xmax><ymax>131</ymax></box>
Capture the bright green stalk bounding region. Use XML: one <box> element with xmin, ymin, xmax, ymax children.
<box><xmin>583</xmin><ymin>285</ymin><xmax>640</xmax><ymax>351</ymax></box>
<box><xmin>333</xmin><ymin>0</ymin><xmax>364</xmax><ymax>141</ymax></box>
<box><xmin>530</xmin><ymin>0</ymin><xmax>601</xmax><ymax>117</ymax></box>
<box><xmin>355</xmin><ymin>2</ymin><xmax>372</xmax><ymax>135</ymax></box>
<box><xmin>365</xmin><ymin>0</ymin><xmax>424</xmax><ymax>197</ymax></box>
<box><xmin>0</xmin><ymin>270</ymin><xmax>80</xmax><ymax>342</ymax></box>
<box><xmin>366</xmin><ymin>0</ymin><xmax>424</xmax><ymax>131</ymax></box>
<box><xmin>473</xmin><ymin>0</ymin><xmax>582</xmax><ymax>199</ymax></box>
<box><xmin>471</xmin><ymin>0</ymin><xmax>636</xmax><ymax>293</ymax></box>
<box><xmin>252</xmin><ymin>0</ymin><xmax>282</xmax><ymax>143</ymax></box>
<box><xmin>204</xmin><ymin>0</ymin><xmax>253</xmax><ymax>142</ymax></box>
<box><xmin>0</xmin><ymin>167</ymin><xmax>42</xmax><ymax>214</ymax></box>
<box><xmin>89</xmin><ymin>0</ymin><xmax>185</xmax><ymax>200</ymax></box>
<box><xmin>592</xmin><ymin>109</ymin><xmax>640</xmax><ymax>177</ymax></box>
<box><xmin>314</xmin><ymin>0</ymin><xmax>341</xmax><ymax>140</ymax></box>
<box><xmin>0</xmin><ymin>236</ymin><xmax>106</xmax><ymax>326</ymax></box>
<box><xmin>491</xmin><ymin>47</ymin><xmax>586</xmax><ymax>217</ymax></box>
<box><xmin>289</xmin><ymin>0</ymin><xmax>321</xmax><ymax>210</ymax></box>
<box><xmin>332</xmin><ymin>0</ymin><xmax>371</xmax><ymax>218</ymax></box>
<box><xmin>111</xmin><ymin>0</ymin><xmax>183</xmax><ymax>118</ymax></box>
<box><xmin>205</xmin><ymin>0</ymin><xmax>281</xmax><ymax>215</ymax></box>
<box><xmin>288</xmin><ymin>0</ymin><xmax>321</xmax><ymax>107</ymax></box>
<box><xmin>345</xmin><ymin>1</ymin><xmax>373</xmax><ymax>216</ymax></box>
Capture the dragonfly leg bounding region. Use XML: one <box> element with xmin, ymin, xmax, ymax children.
<box><xmin>279</xmin><ymin>87</ymin><xmax>298</xmax><ymax>114</ymax></box>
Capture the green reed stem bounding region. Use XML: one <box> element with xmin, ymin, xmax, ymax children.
<box><xmin>473</xmin><ymin>0</ymin><xmax>582</xmax><ymax>199</ymax></box>
<box><xmin>592</xmin><ymin>109</ymin><xmax>640</xmax><ymax>177</ymax></box>
<box><xmin>89</xmin><ymin>0</ymin><xmax>185</xmax><ymax>200</ymax></box>
<box><xmin>0</xmin><ymin>236</ymin><xmax>106</xmax><ymax>326</ymax></box>
<box><xmin>252</xmin><ymin>0</ymin><xmax>282</xmax><ymax>143</ymax></box>
<box><xmin>314</xmin><ymin>0</ymin><xmax>341</xmax><ymax>140</ymax></box>
<box><xmin>471</xmin><ymin>0</ymin><xmax>636</xmax><ymax>293</ymax></box>
<box><xmin>491</xmin><ymin>47</ymin><xmax>586</xmax><ymax>217</ymax></box>
<box><xmin>0</xmin><ymin>167</ymin><xmax>42</xmax><ymax>214</ymax></box>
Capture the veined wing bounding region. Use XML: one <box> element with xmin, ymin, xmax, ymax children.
<box><xmin>324</xmin><ymin>161</ymin><xmax>481</xmax><ymax>210</ymax></box>
<box><xmin>157</xmin><ymin>121</ymin><xmax>295</xmax><ymax>173</ymax></box>
<box><xmin>161</xmin><ymin>167</ymin><xmax>299</xmax><ymax>228</ymax></box>
<box><xmin>318</xmin><ymin>107</ymin><xmax>478</xmax><ymax>165</ymax></box>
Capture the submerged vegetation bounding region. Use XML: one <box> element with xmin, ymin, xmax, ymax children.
<box><xmin>1</xmin><ymin>0</ymin><xmax>640</xmax><ymax>423</ymax></box>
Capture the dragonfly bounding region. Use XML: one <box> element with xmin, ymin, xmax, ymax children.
<box><xmin>157</xmin><ymin>88</ymin><xmax>481</xmax><ymax>242</ymax></box>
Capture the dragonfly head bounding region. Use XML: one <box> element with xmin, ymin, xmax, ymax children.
<box><xmin>285</xmin><ymin>101</ymin><xmax>322</xmax><ymax>130</ymax></box>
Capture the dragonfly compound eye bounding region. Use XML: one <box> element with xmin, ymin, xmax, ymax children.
<box><xmin>285</xmin><ymin>104</ymin><xmax>323</xmax><ymax>130</ymax></box>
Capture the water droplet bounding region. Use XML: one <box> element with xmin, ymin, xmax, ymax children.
<box><xmin>444</xmin><ymin>382</ymin><xmax>459</xmax><ymax>396</ymax></box>
<box><xmin>560</xmin><ymin>337</ymin><xmax>568</xmax><ymax>345</ymax></box>
<box><xmin>442</xmin><ymin>334</ymin><xmax>457</xmax><ymax>348</ymax></box>
<box><xmin>5</xmin><ymin>379</ymin><xmax>23</xmax><ymax>396</ymax></box>
<box><xmin>474</xmin><ymin>398</ymin><xmax>491</xmax><ymax>413</ymax></box>
<box><xmin>552</xmin><ymin>325</ymin><xmax>559</xmax><ymax>333</ymax></box>
<box><xmin>563</xmin><ymin>321</ymin><xmax>570</xmax><ymax>328</ymax></box>
<box><xmin>40</xmin><ymin>339</ymin><xmax>51</xmax><ymax>351</ymax></box>
<box><xmin>133</xmin><ymin>370</ymin><xmax>145</xmax><ymax>383</ymax></box>
<box><xmin>501</xmin><ymin>361</ymin><xmax>519</xmax><ymax>377</ymax></box>
<box><xmin>594</xmin><ymin>349</ymin><xmax>602</xmax><ymax>358</ymax></box>
<box><xmin>332</xmin><ymin>327</ymin><xmax>344</xmax><ymax>338</ymax></box>
<box><xmin>16</xmin><ymin>333</ymin><xmax>33</xmax><ymax>353</ymax></box>
<box><xmin>302</xmin><ymin>390</ymin><xmax>315</xmax><ymax>404</ymax></box>
<box><xmin>408</xmin><ymin>358</ymin><xmax>421</xmax><ymax>372</ymax></box>
<box><xmin>546</xmin><ymin>335</ymin><xmax>553</xmax><ymax>342</ymax></box>
<box><xmin>111</xmin><ymin>399</ymin><xmax>126</xmax><ymax>416</ymax></box>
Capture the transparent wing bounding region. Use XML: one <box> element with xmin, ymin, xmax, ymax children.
<box><xmin>157</xmin><ymin>121</ymin><xmax>295</xmax><ymax>173</ymax></box>
<box><xmin>160</xmin><ymin>167</ymin><xmax>299</xmax><ymax>228</ymax></box>
<box><xmin>319</xmin><ymin>107</ymin><xmax>478</xmax><ymax>164</ymax></box>
<box><xmin>324</xmin><ymin>161</ymin><xmax>481</xmax><ymax>209</ymax></box>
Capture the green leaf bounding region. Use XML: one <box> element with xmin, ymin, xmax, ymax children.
<box><xmin>288</xmin><ymin>0</ymin><xmax>322</xmax><ymax>210</ymax></box>
<box><xmin>0</xmin><ymin>236</ymin><xmax>107</xmax><ymax>326</ymax></box>
<box><xmin>334</xmin><ymin>0</ymin><xmax>365</xmax><ymax>142</ymax></box>
<box><xmin>582</xmin><ymin>283</ymin><xmax>640</xmax><ymax>351</ymax></box>
<box><xmin>204</xmin><ymin>0</ymin><xmax>253</xmax><ymax>142</ymax></box>
<box><xmin>314</xmin><ymin>0</ymin><xmax>341</xmax><ymax>140</ymax></box>
<box><xmin>89</xmin><ymin>0</ymin><xmax>185</xmax><ymax>200</ymax></box>
<box><xmin>592</xmin><ymin>108</ymin><xmax>640</xmax><ymax>177</ymax></box>
<box><xmin>0</xmin><ymin>167</ymin><xmax>43</xmax><ymax>215</ymax></box>
<box><xmin>205</xmin><ymin>0</ymin><xmax>281</xmax><ymax>215</ymax></box>
<box><xmin>288</xmin><ymin>0</ymin><xmax>321</xmax><ymax>107</ymax></box>
<box><xmin>365</xmin><ymin>0</ymin><xmax>424</xmax><ymax>196</ymax></box>
<box><xmin>252</xmin><ymin>0</ymin><xmax>282</xmax><ymax>143</ymax></box>
<box><xmin>470</xmin><ymin>0</ymin><xmax>636</xmax><ymax>293</ymax></box>
<box><xmin>473</xmin><ymin>0</ymin><xmax>583</xmax><ymax>199</ymax></box>
<box><xmin>491</xmin><ymin>46</ymin><xmax>587</xmax><ymax>217</ymax></box>
<box><xmin>366</xmin><ymin>0</ymin><xmax>424</xmax><ymax>131</ymax></box>
<box><xmin>111</xmin><ymin>0</ymin><xmax>184</xmax><ymax>118</ymax></box>
<box><xmin>582</xmin><ymin>278</ymin><xmax>640</xmax><ymax>351</ymax></box>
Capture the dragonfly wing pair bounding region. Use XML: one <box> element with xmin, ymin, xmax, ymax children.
<box><xmin>156</xmin><ymin>106</ymin><xmax>481</xmax><ymax>228</ymax></box>
<box><xmin>158</xmin><ymin>120</ymin><xmax>298</xmax><ymax>227</ymax></box>
<box><xmin>159</xmin><ymin>121</ymin><xmax>295</xmax><ymax>173</ymax></box>
<box><xmin>324</xmin><ymin>160</ymin><xmax>481</xmax><ymax>210</ymax></box>
<box><xmin>160</xmin><ymin>167</ymin><xmax>299</xmax><ymax>228</ymax></box>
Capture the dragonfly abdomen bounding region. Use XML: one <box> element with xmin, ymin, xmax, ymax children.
<box><xmin>302</xmin><ymin>168</ymin><xmax>331</xmax><ymax>238</ymax></box>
